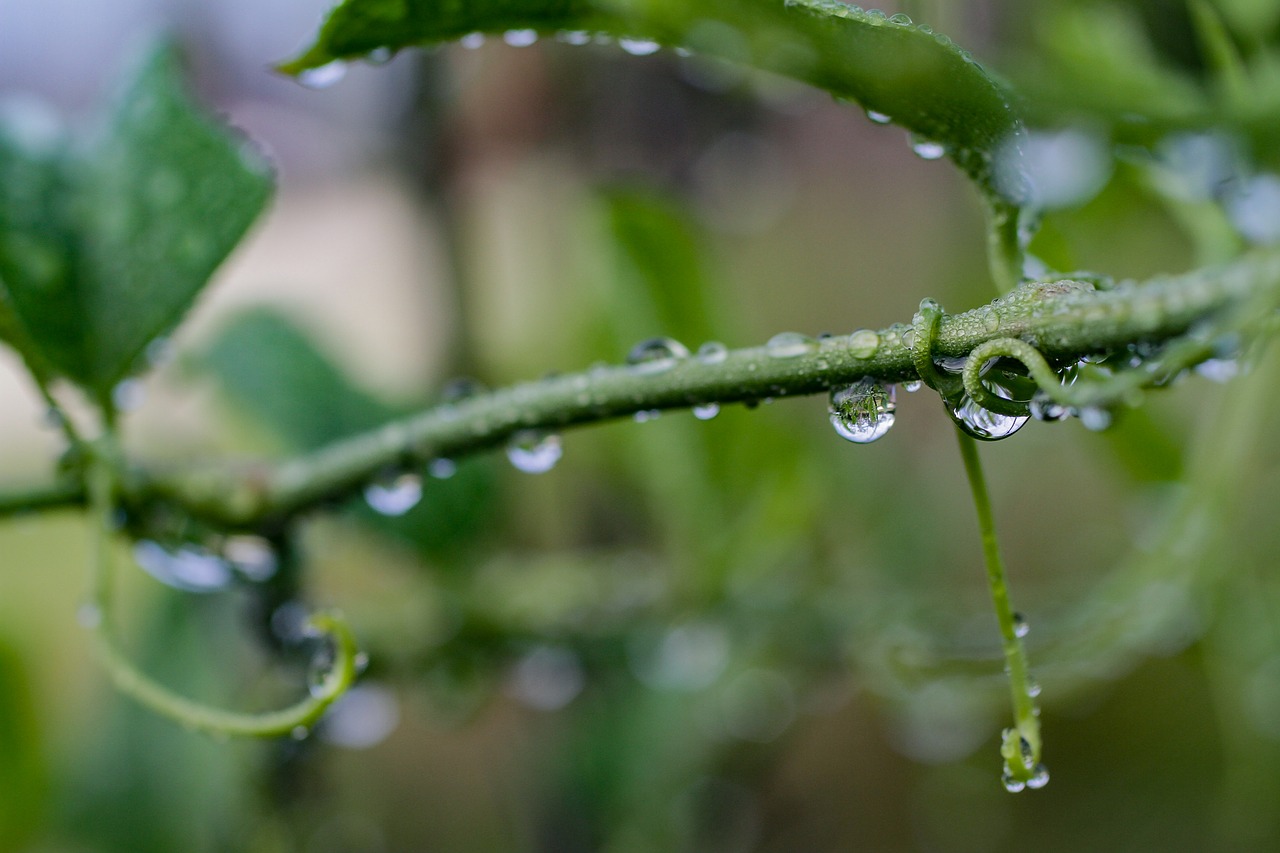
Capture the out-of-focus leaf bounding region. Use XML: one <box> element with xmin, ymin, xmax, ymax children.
<box><xmin>195</xmin><ymin>308</ymin><xmax>496</xmax><ymax>560</ymax></box>
<box><xmin>0</xmin><ymin>44</ymin><xmax>271</xmax><ymax>403</ymax></box>
<box><xmin>0</xmin><ymin>636</ymin><xmax>47</xmax><ymax>849</ymax></box>
<box><xmin>283</xmin><ymin>0</ymin><xmax>1023</xmax><ymax>205</ymax></box>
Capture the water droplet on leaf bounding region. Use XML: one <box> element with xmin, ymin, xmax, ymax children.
<box><xmin>847</xmin><ymin>329</ymin><xmax>880</xmax><ymax>359</ymax></box>
<box><xmin>910</xmin><ymin>137</ymin><xmax>946</xmax><ymax>160</ymax></box>
<box><xmin>765</xmin><ymin>331</ymin><xmax>814</xmax><ymax>358</ymax></box>
<box><xmin>697</xmin><ymin>341</ymin><xmax>728</xmax><ymax>364</ymax></box>
<box><xmin>297</xmin><ymin>60</ymin><xmax>348</xmax><ymax>89</ymax></box>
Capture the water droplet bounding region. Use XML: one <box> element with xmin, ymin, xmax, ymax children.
<box><xmin>829</xmin><ymin>379</ymin><xmax>896</xmax><ymax>444</ymax></box>
<box><xmin>1026</xmin><ymin>764</ymin><xmax>1050</xmax><ymax>789</ymax></box>
<box><xmin>1027</xmin><ymin>677</ymin><xmax>1042</xmax><ymax>698</ymax></box>
<box><xmin>866</xmin><ymin>109</ymin><xmax>891</xmax><ymax>124</ymax></box>
<box><xmin>1002</xmin><ymin>771</ymin><xmax>1027</xmax><ymax>793</ymax></box>
<box><xmin>765</xmin><ymin>331</ymin><xmax>814</xmax><ymax>358</ymax></box>
<box><xmin>133</xmin><ymin>541</ymin><xmax>233</xmax><ymax>593</ymax></box>
<box><xmin>1077</xmin><ymin>406</ymin><xmax>1113</xmax><ymax>432</ymax></box>
<box><xmin>354</xmin><ymin>652</ymin><xmax>370</xmax><ymax>673</ymax></box>
<box><xmin>319</xmin><ymin>684</ymin><xmax>400</xmax><ymax>749</ymax></box>
<box><xmin>947</xmin><ymin>397</ymin><xmax>1028</xmax><ymax>441</ymax></box>
<box><xmin>633</xmin><ymin>409</ymin><xmax>661</xmax><ymax>423</ymax></box>
<box><xmin>619</xmin><ymin>38</ymin><xmax>661</xmax><ymax>56</ymax></box>
<box><xmin>692</xmin><ymin>403</ymin><xmax>720</xmax><ymax>421</ymax></box>
<box><xmin>903</xmin><ymin>379</ymin><xmax>923</xmax><ymax>393</ymax></box>
<box><xmin>1195</xmin><ymin>358</ymin><xmax>1239</xmax><ymax>383</ymax></box>
<box><xmin>223</xmin><ymin>535</ymin><xmax>278</xmax><ymax>582</ymax></box>
<box><xmin>459</xmin><ymin>32</ymin><xmax>486</xmax><ymax>49</ymax></box>
<box><xmin>366</xmin><ymin>47</ymin><xmax>394</xmax><ymax>65</ymax></box>
<box><xmin>307</xmin><ymin>639</ymin><xmax>337</xmax><ymax>698</ymax></box>
<box><xmin>364</xmin><ymin>472</ymin><xmax>423</xmax><ymax>516</ymax></box>
<box><xmin>503</xmin><ymin>29</ymin><xmax>539</xmax><ymax>47</ymax></box>
<box><xmin>507</xmin><ymin>431</ymin><xmax>563</xmax><ymax>473</ymax></box>
<box><xmin>297</xmin><ymin>60</ymin><xmax>348</xmax><ymax>90</ymax></box>
<box><xmin>111</xmin><ymin>378</ymin><xmax>146</xmax><ymax>413</ymax></box>
<box><xmin>1029</xmin><ymin>390</ymin><xmax>1068</xmax><ymax>422</ymax></box>
<box><xmin>889</xmin><ymin>12</ymin><xmax>912</xmax><ymax>24</ymax></box>
<box><xmin>428</xmin><ymin>457</ymin><xmax>457</xmax><ymax>479</ymax></box>
<box><xmin>1013</xmin><ymin>613</ymin><xmax>1030</xmax><ymax>639</ymax></box>
<box><xmin>557</xmin><ymin>30</ymin><xmax>592</xmax><ymax>45</ymax></box>
<box><xmin>507</xmin><ymin>645</ymin><xmax>586</xmax><ymax>711</ymax></box>
<box><xmin>627</xmin><ymin>337</ymin><xmax>690</xmax><ymax>374</ymax></box>
<box><xmin>697</xmin><ymin>341</ymin><xmax>728</xmax><ymax>364</ymax></box>
<box><xmin>291</xmin><ymin>725</ymin><xmax>310</xmax><ymax>741</ymax></box>
<box><xmin>847</xmin><ymin>329</ymin><xmax>880</xmax><ymax>359</ymax></box>
<box><xmin>910</xmin><ymin>137</ymin><xmax>946</xmax><ymax>160</ymax></box>
<box><xmin>1017</xmin><ymin>128</ymin><xmax>1111</xmax><ymax>210</ymax></box>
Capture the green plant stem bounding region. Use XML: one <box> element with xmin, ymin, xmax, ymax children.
<box><xmin>3</xmin><ymin>249</ymin><xmax>1278</xmax><ymax>526</ymax></box>
<box><xmin>84</xmin><ymin>446</ymin><xmax>359</xmax><ymax>737</ymax></box>
<box><xmin>955</xmin><ymin>430</ymin><xmax>1042</xmax><ymax>781</ymax></box>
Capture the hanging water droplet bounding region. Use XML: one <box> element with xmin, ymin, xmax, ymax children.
<box><xmin>866</xmin><ymin>109</ymin><xmax>892</xmax><ymax>124</ymax></box>
<box><xmin>557</xmin><ymin>30</ymin><xmax>592</xmax><ymax>45</ymax></box>
<box><xmin>633</xmin><ymin>409</ymin><xmax>661</xmax><ymax>423</ymax></box>
<box><xmin>364</xmin><ymin>472</ymin><xmax>423</xmax><ymax>516</ymax></box>
<box><xmin>947</xmin><ymin>397</ymin><xmax>1028</xmax><ymax>441</ymax></box>
<box><xmin>910</xmin><ymin>136</ymin><xmax>946</xmax><ymax>160</ymax></box>
<box><xmin>307</xmin><ymin>638</ymin><xmax>337</xmax><ymax>699</ymax></box>
<box><xmin>1029</xmin><ymin>390</ymin><xmax>1068</xmax><ymax>422</ymax></box>
<box><xmin>428</xmin><ymin>457</ymin><xmax>457</xmax><ymax>479</ymax></box>
<box><xmin>692</xmin><ymin>403</ymin><xmax>720</xmax><ymax>420</ymax></box>
<box><xmin>627</xmin><ymin>337</ymin><xmax>690</xmax><ymax>374</ymax></box>
<box><xmin>507</xmin><ymin>431</ymin><xmax>563</xmax><ymax>473</ymax></box>
<box><xmin>291</xmin><ymin>725</ymin><xmax>310</xmax><ymax>741</ymax></box>
<box><xmin>459</xmin><ymin>32</ymin><xmax>487</xmax><ymax>49</ymax></box>
<box><xmin>847</xmin><ymin>329</ymin><xmax>880</xmax><ymax>359</ymax></box>
<box><xmin>697</xmin><ymin>341</ymin><xmax>728</xmax><ymax>365</ymax></box>
<box><xmin>903</xmin><ymin>379</ymin><xmax>923</xmax><ymax>393</ymax></box>
<box><xmin>1027</xmin><ymin>677</ymin><xmax>1042</xmax><ymax>699</ymax></box>
<box><xmin>1013</xmin><ymin>613</ymin><xmax>1030</xmax><ymax>639</ymax></box>
<box><xmin>1026</xmin><ymin>764</ymin><xmax>1050</xmax><ymax>790</ymax></box>
<box><xmin>1001</xmin><ymin>770</ymin><xmax>1027</xmax><ymax>793</ymax></box>
<box><xmin>765</xmin><ymin>331</ymin><xmax>814</xmax><ymax>358</ymax></box>
<box><xmin>829</xmin><ymin>379</ymin><xmax>896</xmax><ymax>444</ymax></box>
<box><xmin>503</xmin><ymin>29</ymin><xmax>538</xmax><ymax>47</ymax></box>
<box><xmin>111</xmin><ymin>378</ymin><xmax>146</xmax><ymax>413</ymax></box>
<box><xmin>223</xmin><ymin>535</ymin><xmax>278</xmax><ymax>582</ymax></box>
<box><xmin>1077</xmin><ymin>406</ymin><xmax>1113</xmax><ymax>432</ymax></box>
<box><xmin>297</xmin><ymin>60</ymin><xmax>348</xmax><ymax>90</ymax></box>
<box><xmin>619</xmin><ymin>38</ymin><xmax>661</xmax><ymax>56</ymax></box>
<box><xmin>133</xmin><ymin>541</ymin><xmax>234</xmax><ymax>593</ymax></box>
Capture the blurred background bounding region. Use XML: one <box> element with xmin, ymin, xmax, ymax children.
<box><xmin>4</xmin><ymin>0</ymin><xmax>1280</xmax><ymax>850</ymax></box>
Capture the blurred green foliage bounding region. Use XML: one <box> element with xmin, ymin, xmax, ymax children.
<box><xmin>5</xmin><ymin>1</ymin><xmax>1280</xmax><ymax>851</ymax></box>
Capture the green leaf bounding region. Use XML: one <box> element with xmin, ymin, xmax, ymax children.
<box><xmin>283</xmin><ymin>0</ymin><xmax>1023</xmax><ymax>203</ymax></box>
<box><xmin>194</xmin><ymin>308</ymin><xmax>497</xmax><ymax>561</ymax></box>
<box><xmin>0</xmin><ymin>44</ymin><xmax>272</xmax><ymax>403</ymax></box>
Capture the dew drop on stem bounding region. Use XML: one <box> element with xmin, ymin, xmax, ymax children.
<box><xmin>697</xmin><ymin>341</ymin><xmax>728</xmax><ymax>365</ymax></box>
<box><xmin>507</xmin><ymin>431</ymin><xmax>563</xmax><ymax>473</ymax></box>
<box><xmin>627</xmin><ymin>337</ymin><xmax>690</xmax><ymax>374</ymax></box>
<box><xmin>364</xmin><ymin>472</ymin><xmax>423</xmax><ymax>517</ymax></box>
<box><xmin>692</xmin><ymin>403</ymin><xmax>720</xmax><ymax>421</ymax></box>
<box><xmin>428</xmin><ymin>458</ymin><xmax>457</xmax><ymax>479</ymax></box>
<box><xmin>910</xmin><ymin>136</ymin><xmax>946</xmax><ymax>160</ymax></box>
<box><xmin>619</xmin><ymin>38</ymin><xmax>661</xmax><ymax>56</ymax></box>
<box><xmin>765</xmin><ymin>331</ymin><xmax>814</xmax><ymax>358</ymax></box>
<box><xmin>829</xmin><ymin>379</ymin><xmax>896</xmax><ymax>444</ymax></box>
<box><xmin>1013</xmin><ymin>612</ymin><xmax>1030</xmax><ymax>639</ymax></box>
<box><xmin>847</xmin><ymin>329</ymin><xmax>880</xmax><ymax>359</ymax></box>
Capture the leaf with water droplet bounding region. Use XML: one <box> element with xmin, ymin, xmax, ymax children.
<box><xmin>829</xmin><ymin>378</ymin><xmax>896</xmax><ymax>443</ymax></box>
<box><xmin>0</xmin><ymin>43</ymin><xmax>272</xmax><ymax>404</ymax></box>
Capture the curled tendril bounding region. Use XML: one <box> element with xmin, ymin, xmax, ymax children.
<box><xmin>87</xmin><ymin>449</ymin><xmax>359</xmax><ymax>738</ymax></box>
<box><xmin>911</xmin><ymin>298</ymin><xmax>962</xmax><ymax>398</ymax></box>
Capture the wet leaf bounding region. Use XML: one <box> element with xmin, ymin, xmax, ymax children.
<box><xmin>0</xmin><ymin>44</ymin><xmax>272</xmax><ymax>404</ymax></box>
<box><xmin>283</xmin><ymin>0</ymin><xmax>1023</xmax><ymax>203</ymax></box>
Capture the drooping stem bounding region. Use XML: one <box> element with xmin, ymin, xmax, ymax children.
<box><xmin>85</xmin><ymin>445</ymin><xmax>359</xmax><ymax>737</ymax></box>
<box><xmin>955</xmin><ymin>430</ymin><xmax>1044</xmax><ymax>787</ymax></box>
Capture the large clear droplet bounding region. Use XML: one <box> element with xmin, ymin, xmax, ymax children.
<box><xmin>507</xmin><ymin>430</ymin><xmax>563</xmax><ymax>473</ymax></box>
<box><xmin>829</xmin><ymin>379</ymin><xmax>896</xmax><ymax>444</ymax></box>
<box><xmin>1025</xmin><ymin>764</ymin><xmax>1050</xmax><ymax>790</ymax></box>
<box><xmin>948</xmin><ymin>397</ymin><xmax>1028</xmax><ymax>441</ymax></box>
<box><xmin>697</xmin><ymin>341</ymin><xmax>728</xmax><ymax>364</ymax></box>
<box><xmin>627</xmin><ymin>337</ymin><xmax>690</xmax><ymax>374</ymax></box>
<box><xmin>846</xmin><ymin>329</ymin><xmax>880</xmax><ymax>359</ymax></box>
<box><xmin>364</xmin><ymin>472</ymin><xmax>423</xmax><ymax>516</ymax></box>
<box><xmin>692</xmin><ymin>403</ymin><xmax>720</xmax><ymax>421</ymax></box>
<box><xmin>1013</xmin><ymin>612</ymin><xmax>1030</xmax><ymax>639</ymax></box>
<box><xmin>1001</xmin><ymin>771</ymin><xmax>1027</xmax><ymax>793</ymax></box>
